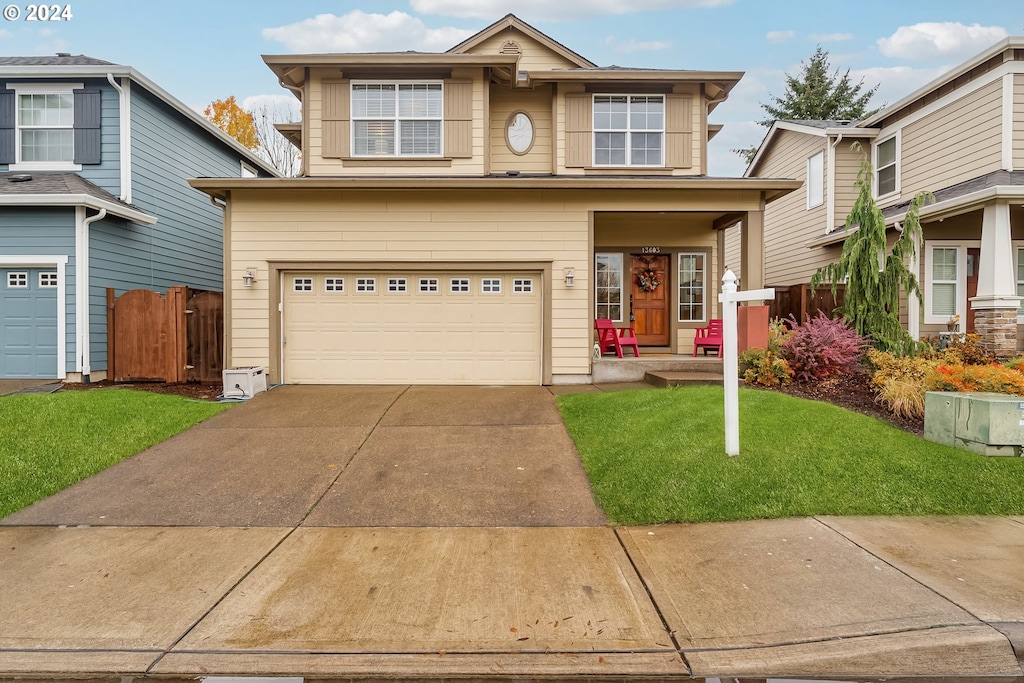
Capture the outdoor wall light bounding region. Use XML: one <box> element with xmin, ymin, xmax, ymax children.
<box><xmin>564</xmin><ymin>267</ymin><xmax>575</xmax><ymax>287</ymax></box>
<box><xmin>242</xmin><ymin>268</ymin><xmax>257</xmax><ymax>288</ymax></box>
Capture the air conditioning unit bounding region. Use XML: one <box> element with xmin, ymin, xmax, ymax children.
<box><xmin>222</xmin><ymin>366</ymin><xmax>267</xmax><ymax>399</ymax></box>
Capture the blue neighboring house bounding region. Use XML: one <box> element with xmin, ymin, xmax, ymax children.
<box><xmin>0</xmin><ymin>54</ymin><xmax>278</xmax><ymax>381</ymax></box>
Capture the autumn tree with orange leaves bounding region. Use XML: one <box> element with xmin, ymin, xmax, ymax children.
<box><xmin>204</xmin><ymin>96</ymin><xmax>258</xmax><ymax>151</ymax></box>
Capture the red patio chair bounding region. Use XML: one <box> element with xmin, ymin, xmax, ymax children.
<box><xmin>595</xmin><ymin>318</ymin><xmax>640</xmax><ymax>358</ymax></box>
<box><xmin>693</xmin><ymin>319</ymin><xmax>724</xmax><ymax>357</ymax></box>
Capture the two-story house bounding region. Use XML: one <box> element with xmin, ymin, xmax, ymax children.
<box><xmin>740</xmin><ymin>37</ymin><xmax>1024</xmax><ymax>356</ymax></box>
<box><xmin>0</xmin><ymin>54</ymin><xmax>278</xmax><ymax>382</ymax></box>
<box><xmin>190</xmin><ymin>14</ymin><xmax>799</xmax><ymax>386</ymax></box>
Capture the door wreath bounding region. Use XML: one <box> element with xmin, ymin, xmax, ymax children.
<box><xmin>637</xmin><ymin>268</ymin><xmax>662</xmax><ymax>292</ymax></box>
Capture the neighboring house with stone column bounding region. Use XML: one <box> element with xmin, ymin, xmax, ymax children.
<box><xmin>732</xmin><ymin>37</ymin><xmax>1024</xmax><ymax>356</ymax></box>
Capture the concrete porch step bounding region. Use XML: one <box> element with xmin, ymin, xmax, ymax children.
<box><xmin>645</xmin><ymin>370</ymin><xmax>725</xmax><ymax>387</ymax></box>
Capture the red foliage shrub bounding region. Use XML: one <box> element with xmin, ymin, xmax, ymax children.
<box><xmin>782</xmin><ymin>312</ymin><xmax>868</xmax><ymax>383</ymax></box>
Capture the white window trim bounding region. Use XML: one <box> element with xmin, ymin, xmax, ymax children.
<box><xmin>240</xmin><ymin>161</ymin><xmax>258</xmax><ymax>178</ymax></box>
<box><xmin>677</xmin><ymin>251</ymin><xmax>707</xmax><ymax>323</ymax></box>
<box><xmin>872</xmin><ymin>131</ymin><xmax>900</xmax><ymax>201</ymax></box>
<box><xmin>923</xmin><ymin>240</ymin><xmax>977</xmax><ymax>326</ymax></box>
<box><xmin>481</xmin><ymin>277</ymin><xmax>502</xmax><ymax>294</ymax></box>
<box><xmin>7</xmin><ymin>82</ymin><xmax>83</xmax><ymax>172</ymax></box>
<box><xmin>595</xmin><ymin>252</ymin><xmax>625</xmax><ymax>323</ymax></box>
<box><xmin>806</xmin><ymin>151</ymin><xmax>824</xmax><ymax>210</ymax></box>
<box><xmin>1014</xmin><ymin>242</ymin><xmax>1024</xmax><ymax>323</ymax></box>
<box><xmin>512</xmin><ymin>277</ymin><xmax>534</xmax><ymax>294</ymax></box>
<box><xmin>592</xmin><ymin>94</ymin><xmax>665</xmax><ymax>168</ymax></box>
<box><xmin>449</xmin><ymin>277</ymin><xmax>471</xmax><ymax>293</ymax></box>
<box><xmin>418</xmin><ymin>277</ymin><xmax>440</xmax><ymax>293</ymax></box>
<box><xmin>350</xmin><ymin>80</ymin><xmax>444</xmax><ymax>158</ymax></box>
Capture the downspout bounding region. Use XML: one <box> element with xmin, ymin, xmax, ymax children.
<box><xmin>278</xmin><ymin>77</ymin><xmax>305</xmax><ymax>177</ymax></box>
<box><xmin>78</xmin><ymin>208</ymin><xmax>107</xmax><ymax>383</ymax></box>
<box><xmin>107</xmin><ymin>73</ymin><xmax>131</xmax><ymax>203</ymax></box>
<box><xmin>826</xmin><ymin>133</ymin><xmax>844</xmax><ymax>234</ymax></box>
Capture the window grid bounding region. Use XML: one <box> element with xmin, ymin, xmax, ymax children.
<box><xmin>419</xmin><ymin>277</ymin><xmax>439</xmax><ymax>293</ymax></box>
<box><xmin>450</xmin><ymin>278</ymin><xmax>470</xmax><ymax>293</ymax></box>
<box><xmin>352</xmin><ymin>82</ymin><xmax>442</xmax><ymax>157</ymax></box>
<box><xmin>875</xmin><ymin>136</ymin><xmax>898</xmax><ymax>196</ymax></box>
<box><xmin>593</xmin><ymin>95</ymin><xmax>664</xmax><ymax>167</ymax></box>
<box><xmin>7</xmin><ymin>272</ymin><xmax>28</xmax><ymax>288</ymax></box>
<box><xmin>678</xmin><ymin>253</ymin><xmax>706</xmax><ymax>322</ymax></box>
<box><xmin>356</xmin><ymin>277</ymin><xmax>377</xmax><ymax>293</ymax></box>
<box><xmin>930</xmin><ymin>247</ymin><xmax>958</xmax><ymax>318</ymax></box>
<box><xmin>513</xmin><ymin>278</ymin><xmax>533</xmax><ymax>293</ymax></box>
<box><xmin>292</xmin><ymin>277</ymin><xmax>313</xmax><ymax>292</ymax></box>
<box><xmin>481</xmin><ymin>278</ymin><xmax>501</xmax><ymax>293</ymax></box>
<box><xmin>387</xmin><ymin>277</ymin><xmax>408</xmax><ymax>293</ymax></box>
<box><xmin>18</xmin><ymin>93</ymin><xmax>74</xmax><ymax>163</ymax></box>
<box><xmin>324</xmin><ymin>277</ymin><xmax>344</xmax><ymax>292</ymax></box>
<box><xmin>595</xmin><ymin>253</ymin><xmax>623</xmax><ymax>321</ymax></box>
<box><xmin>38</xmin><ymin>272</ymin><xmax>58</xmax><ymax>288</ymax></box>
<box><xmin>1017</xmin><ymin>248</ymin><xmax>1024</xmax><ymax>317</ymax></box>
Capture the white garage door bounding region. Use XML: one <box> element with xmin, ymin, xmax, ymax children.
<box><xmin>282</xmin><ymin>271</ymin><xmax>543</xmax><ymax>385</ymax></box>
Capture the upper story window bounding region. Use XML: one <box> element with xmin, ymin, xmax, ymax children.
<box><xmin>874</xmin><ymin>133</ymin><xmax>899</xmax><ymax>198</ymax></box>
<box><xmin>1</xmin><ymin>83</ymin><xmax>99</xmax><ymax>170</ymax></box>
<box><xmin>806</xmin><ymin>151</ymin><xmax>824</xmax><ymax>209</ymax></box>
<box><xmin>351</xmin><ymin>82</ymin><xmax>442</xmax><ymax>157</ymax></box>
<box><xmin>593</xmin><ymin>95</ymin><xmax>664</xmax><ymax>167</ymax></box>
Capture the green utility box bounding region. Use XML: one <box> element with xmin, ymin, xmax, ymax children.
<box><xmin>924</xmin><ymin>392</ymin><xmax>1024</xmax><ymax>456</ymax></box>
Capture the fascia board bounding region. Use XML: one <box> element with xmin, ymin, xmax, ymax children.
<box><xmin>0</xmin><ymin>194</ymin><xmax>158</xmax><ymax>224</ymax></box>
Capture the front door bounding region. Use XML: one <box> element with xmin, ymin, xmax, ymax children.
<box><xmin>630</xmin><ymin>255</ymin><xmax>670</xmax><ymax>346</ymax></box>
<box><xmin>966</xmin><ymin>247</ymin><xmax>979</xmax><ymax>334</ymax></box>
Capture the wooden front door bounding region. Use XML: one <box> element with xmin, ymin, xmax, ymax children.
<box><xmin>630</xmin><ymin>255</ymin><xmax>670</xmax><ymax>346</ymax></box>
<box><xmin>966</xmin><ymin>247</ymin><xmax>979</xmax><ymax>333</ymax></box>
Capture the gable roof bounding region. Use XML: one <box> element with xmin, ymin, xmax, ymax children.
<box><xmin>0</xmin><ymin>171</ymin><xmax>157</xmax><ymax>223</ymax></box>
<box><xmin>446</xmin><ymin>14</ymin><xmax>596</xmax><ymax>69</ymax></box>
<box><xmin>1</xmin><ymin>54</ymin><xmax>280</xmax><ymax>177</ymax></box>
<box><xmin>745</xmin><ymin>119</ymin><xmax>877</xmax><ymax>177</ymax></box>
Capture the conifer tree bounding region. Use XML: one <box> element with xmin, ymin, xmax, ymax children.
<box><xmin>810</xmin><ymin>150</ymin><xmax>931</xmax><ymax>355</ymax></box>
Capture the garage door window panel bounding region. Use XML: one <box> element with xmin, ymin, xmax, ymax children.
<box><xmin>419</xmin><ymin>278</ymin><xmax>439</xmax><ymax>293</ymax></box>
<box><xmin>482</xmin><ymin>278</ymin><xmax>501</xmax><ymax>293</ymax></box>
<box><xmin>356</xmin><ymin>277</ymin><xmax>376</xmax><ymax>293</ymax></box>
<box><xmin>8</xmin><ymin>272</ymin><xmax>28</xmax><ymax>288</ymax></box>
<box><xmin>325</xmin><ymin>277</ymin><xmax>344</xmax><ymax>292</ymax></box>
<box><xmin>38</xmin><ymin>271</ymin><xmax>58</xmax><ymax>288</ymax></box>
<box><xmin>450</xmin><ymin>278</ymin><xmax>470</xmax><ymax>293</ymax></box>
<box><xmin>513</xmin><ymin>278</ymin><xmax>533</xmax><ymax>293</ymax></box>
<box><xmin>387</xmin><ymin>277</ymin><xmax>408</xmax><ymax>293</ymax></box>
<box><xmin>292</xmin><ymin>277</ymin><xmax>313</xmax><ymax>292</ymax></box>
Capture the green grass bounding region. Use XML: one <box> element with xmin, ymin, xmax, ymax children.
<box><xmin>0</xmin><ymin>390</ymin><xmax>230</xmax><ymax>518</ymax></box>
<box><xmin>557</xmin><ymin>385</ymin><xmax>1024</xmax><ymax>524</ymax></box>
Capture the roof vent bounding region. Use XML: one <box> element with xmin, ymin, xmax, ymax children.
<box><xmin>55</xmin><ymin>52</ymin><xmax>71</xmax><ymax>57</ymax></box>
<box><xmin>9</xmin><ymin>174</ymin><xmax>32</xmax><ymax>183</ymax></box>
<box><xmin>500</xmin><ymin>40</ymin><xmax>521</xmax><ymax>55</ymax></box>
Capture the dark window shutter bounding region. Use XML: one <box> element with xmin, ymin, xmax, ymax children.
<box><xmin>0</xmin><ymin>89</ymin><xmax>15</xmax><ymax>165</ymax></box>
<box><xmin>73</xmin><ymin>88</ymin><xmax>101</xmax><ymax>165</ymax></box>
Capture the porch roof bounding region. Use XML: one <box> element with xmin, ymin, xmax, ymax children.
<box><xmin>0</xmin><ymin>172</ymin><xmax>157</xmax><ymax>224</ymax></box>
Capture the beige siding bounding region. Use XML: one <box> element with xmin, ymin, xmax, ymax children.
<box><xmin>1015</xmin><ymin>74</ymin><xmax>1024</xmax><ymax>170</ymax></box>
<box><xmin>306</xmin><ymin>67</ymin><xmax>487</xmax><ymax>176</ymax></box>
<box><xmin>467</xmin><ymin>31</ymin><xmax>581</xmax><ymax>72</ymax></box>
<box><xmin>758</xmin><ymin>130</ymin><xmax>829</xmax><ymax>286</ymax></box>
<box><xmin>489</xmin><ymin>84</ymin><xmax>553</xmax><ymax>173</ymax></box>
<box><xmin>723</xmin><ymin>224</ymin><xmax>741</xmax><ymax>280</ymax></box>
<box><xmin>894</xmin><ymin>79</ymin><xmax>1003</xmax><ymax>203</ymax></box>
<box><xmin>834</xmin><ymin>140</ymin><xmax>868</xmax><ymax>225</ymax></box>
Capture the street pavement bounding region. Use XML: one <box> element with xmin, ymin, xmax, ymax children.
<box><xmin>0</xmin><ymin>384</ymin><xmax>1021</xmax><ymax>680</ymax></box>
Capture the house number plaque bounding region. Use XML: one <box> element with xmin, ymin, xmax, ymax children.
<box><xmin>641</xmin><ymin>246</ymin><xmax>661</xmax><ymax>254</ymax></box>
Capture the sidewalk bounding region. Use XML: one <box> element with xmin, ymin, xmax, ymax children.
<box><xmin>1</xmin><ymin>516</ymin><xmax>1021</xmax><ymax>679</ymax></box>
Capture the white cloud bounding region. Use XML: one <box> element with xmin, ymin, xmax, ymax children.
<box><xmin>608</xmin><ymin>38</ymin><xmax>673</xmax><ymax>53</ymax></box>
<box><xmin>877</xmin><ymin>22</ymin><xmax>1007</xmax><ymax>61</ymax></box>
<box><xmin>849</xmin><ymin>65</ymin><xmax>952</xmax><ymax>109</ymax></box>
<box><xmin>809</xmin><ymin>32</ymin><xmax>853</xmax><ymax>43</ymax></box>
<box><xmin>409</xmin><ymin>0</ymin><xmax>733</xmax><ymax>21</ymax></box>
<box><xmin>262</xmin><ymin>10</ymin><xmax>472</xmax><ymax>53</ymax></box>
<box><xmin>766</xmin><ymin>30</ymin><xmax>795</xmax><ymax>44</ymax></box>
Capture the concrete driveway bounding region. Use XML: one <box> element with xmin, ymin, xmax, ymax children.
<box><xmin>2</xmin><ymin>385</ymin><xmax>607</xmax><ymax>528</ymax></box>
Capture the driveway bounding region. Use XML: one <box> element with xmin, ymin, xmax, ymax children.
<box><xmin>2</xmin><ymin>385</ymin><xmax>607</xmax><ymax>528</ymax></box>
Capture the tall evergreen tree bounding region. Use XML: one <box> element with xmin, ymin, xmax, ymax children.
<box><xmin>810</xmin><ymin>150</ymin><xmax>931</xmax><ymax>355</ymax></box>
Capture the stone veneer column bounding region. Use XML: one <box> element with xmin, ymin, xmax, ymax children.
<box><xmin>972</xmin><ymin>308</ymin><xmax>1019</xmax><ymax>359</ymax></box>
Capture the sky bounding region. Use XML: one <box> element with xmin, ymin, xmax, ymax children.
<box><xmin>1</xmin><ymin>0</ymin><xmax>1021</xmax><ymax>176</ymax></box>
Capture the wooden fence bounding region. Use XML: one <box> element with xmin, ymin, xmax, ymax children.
<box><xmin>107</xmin><ymin>286</ymin><xmax>223</xmax><ymax>383</ymax></box>
<box><xmin>769</xmin><ymin>283</ymin><xmax>845</xmax><ymax>324</ymax></box>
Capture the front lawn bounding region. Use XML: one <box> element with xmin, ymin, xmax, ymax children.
<box><xmin>557</xmin><ymin>386</ymin><xmax>1024</xmax><ymax>525</ymax></box>
<box><xmin>0</xmin><ymin>389</ymin><xmax>230</xmax><ymax>518</ymax></box>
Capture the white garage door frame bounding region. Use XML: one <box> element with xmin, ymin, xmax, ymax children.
<box><xmin>268</xmin><ymin>260</ymin><xmax>553</xmax><ymax>385</ymax></box>
<box><xmin>1</xmin><ymin>254</ymin><xmax>68</xmax><ymax>379</ymax></box>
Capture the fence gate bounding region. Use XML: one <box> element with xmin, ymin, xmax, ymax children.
<box><xmin>107</xmin><ymin>286</ymin><xmax>223</xmax><ymax>383</ymax></box>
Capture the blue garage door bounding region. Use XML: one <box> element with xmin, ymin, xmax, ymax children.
<box><xmin>1</xmin><ymin>269</ymin><xmax>59</xmax><ymax>379</ymax></box>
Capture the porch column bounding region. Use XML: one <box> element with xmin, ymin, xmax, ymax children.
<box><xmin>971</xmin><ymin>199</ymin><xmax>1020</xmax><ymax>357</ymax></box>
<box><xmin>740</xmin><ymin>208</ymin><xmax>765</xmax><ymax>290</ymax></box>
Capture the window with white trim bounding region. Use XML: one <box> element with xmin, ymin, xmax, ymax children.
<box><xmin>351</xmin><ymin>82</ymin><xmax>442</xmax><ymax>157</ymax></box>
<box><xmin>419</xmin><ymin>277</ymin><xmax>439</xmax><ymax>293</ymax></box>
<box><xmin>595</xmin><ymin>253</ymin><xmax>623</xmax><ymax>321</ymax></box>
<box><xmin>240</xmin><ymin>161</ymin><xmax>258</xmax><ymax>178</ymax></box>
<box><xmin>481</xmin><ymin>278</ymin><xmax>501</xmax><ymax>293</ymax></box>
<box><xmin>678</xmin><ymin>252</ymin><xmax>706</xmax><ymax>322</ymax></box>
<box><xmin>292</xmin><ymin>277</ymin><xmax>313</xmax><ymax>292</ymax></box>
<box><xmin>7</xmin><ymin>272</ymin><xmax>27</xmax><ymax>288</ymax></box>
<box><xmin>387</xmin><ymin>277</ymin><xmax>408</xmax><ymax>293</ymax></box>
<box><xmin>513</xmin><ymin>278</ymin><xmax>533</xmax><ymax>293</ymax></box>
<box><xmin>38</xmin><ymin>272</ymin><xmax>58</xmax><ymax>288</ymax></box>
<box><xmin>356</xmin><ymin>277</ymin><xmax>376</xmax><ymax>293</ymax></box>
<box><xmin>324</xmin><ymin>277</ymin><xmax>344</xmax><ymax>292</ymax></box>
<box><xmin>19</xmin><ymin>91</ymin><xmax>73</xmax><ymax>163</ymax></box>
<box><xmin>1016</xmin><ymin>247</ymin><xmax>1024</xmax><ymax>320</ymax></box>
<box><xmin>924</xmin><ymin>243</ymin><xmax>963</xmax><ymax>325</ymax></box>
<box><xmin>806</xmin><ymin>151</ymin><xmax>824</xmax><ymax>209</ymax></box>
<box><xmin>874</xmin><ymin>134</ymin><xmax>899</xmax><ymax>197</ymax></box>
<box><xmin>593</xmin><ymin>95</ymin><xmax>664</xmax><ymax>166</ymax></box>
<box><xmin>450</xmin><ymin>278</ymin><xmax>470</xmax><ymax>293</ymax></box>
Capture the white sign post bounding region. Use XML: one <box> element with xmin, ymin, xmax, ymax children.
<box><xmin>718</xmin><ymin>269</ymin><xmax>774</xmax><ymax>456</ymax></box>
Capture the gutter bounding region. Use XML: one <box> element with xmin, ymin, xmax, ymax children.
<box><xmin>0</xmin><ymin>194</ymin><xmax>156</xmax><ymax>224</ymax></box>
<box><xmin>78</xmin><ymin>208</ymin><xmax>107</xmax><ymax>383</ymax></box>
<box><xmin>106</xmin><ymin>74</ymin><xmax>131</xmax><ymax>203</ymax></box>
